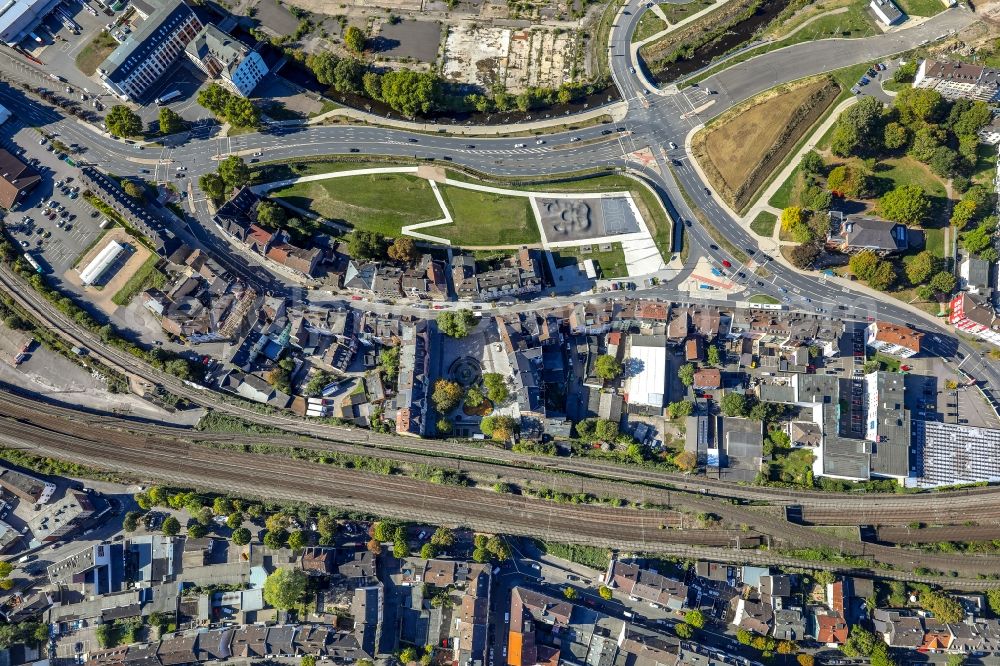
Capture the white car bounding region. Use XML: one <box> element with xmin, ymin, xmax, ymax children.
<box><xmin>535</xmin><ymin>139</ymin><xmax>545</xmax><ymax>145</ymax></box>
<box><xmin>669</xmin><ymin>142</ymin><xmax>677</xmax><ymax>149</ymax></box>
<box><xmin>514</xmin><ymin>143</ymin><xmax>526</xmax><ymax>148</ymax></box>
<box><xmin>253</xmin><ymin>151</ymin><xmax>262</xmax><ymax>157</ymax></box>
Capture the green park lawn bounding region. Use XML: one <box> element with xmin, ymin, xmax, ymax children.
<box><xmin>271</xmin><ymin>174</ymin><xmax>442</xmax><ymax>236</ymax></box>
<box><xmin>434</xmin><ymin>186</ymin><xmax>539</xmax><ymax>246</ymax></box>
<box><xmin>750</xmin><ymin>211</ymin><xmax>777</xmax><ymax>237</ymax></box>
<box><xmin>112</xmin><ymin>255</ymin><xmax>166</xmax><ymax>306</ymax></box>
<box><xmin>894</xmin><ymin>0</ymin><xmax>944</xmax><ymax>16</ymax></box>
<box><xmin>553</xmin><ymin>244</ymin><xmax>629</xmax><ymax>278</ymax></box>
<box><xmin>632</xmin><ymin>10</ymin><xmax>668</xmax><ymax>42</ymax></box>
<box><xmin>748</xmin><ymin>294</ymin><xmax>780</xmax><ymax>304</ymax></box>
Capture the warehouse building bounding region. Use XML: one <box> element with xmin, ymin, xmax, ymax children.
<box><xmin>185</xmin><ymin>24</ymin><xmax>268</xmax><ymax>97</ymax></box>
<box><xmin>0</xmin><ymin>0</ymin><xmax>62</xmax><ymax>46</ymax></box>
<box><xmin>625</xmin><ymin>334</ymin><xmax>667</xmax><ymax>410</ymax></box>
<box><xmin>97</xmin><ymin>0</ymin><xmax>203</xmax><ymax>101</ymax></box>
<box><xmin>80</xmin><ymin>240</ymin><xmax>127</xmax><ymax>286</ymax></box>
<box><xmin>0</xmin><ymin>465</ymin><xmax>55</xmax><ymax>504</ymax></box>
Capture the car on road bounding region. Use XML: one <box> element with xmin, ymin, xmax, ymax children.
<box><xmin>514</xmin><ymin>143</ymin><xmax>526</xmax><ymax>148</ymax></box>
<box><xmin>721</xmin><ymin>259</ymin><xmax>731</xmax><ymax>268</ymax></box>
<box><xmin>253</xmin><ymin>151</ymin><xmax>262</xmax><ymax>157</ymax></box>
<box><xmin>535</xmin><ymin>139</ymin><xmax>545</xmax><ymax>145</ymax></box>
<box><xmin>601</xmin><ymin>129</ymin><xmax>612</xmax><ymax>135</ymax></box>
<box><xmin>349</xmin><ymin>148</ymin><xmax>360</xmax><ymax>152</ymax></box>
<box><xmin>466</xmin><ymin>144</ymin><xmax>475</xmax><ymax>149</ymax></box>
<box><xmin>668</xmin><ymin>142</ymin><xmax>677</xmax><ymax>149</ymax></box>
<box><xmin>570</xmin><ymin>136</ymin><xmax>580</xmax><ymax>142</ymax></box>
<box><xmin>407</xmin><ymin>138</ymin><xmax>418</xmax><ymax>143</ymax></box>
<box><xmin>629</xmin><ymin>67</ymin><xmax>636</xmax><ymax>74</ymax></box>
<box><xmin>704</xmin><ymin>187</ymin><xmax>711</xmax><ymax>196</ymax></box>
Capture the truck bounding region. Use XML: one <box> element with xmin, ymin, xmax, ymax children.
<box><xmin>155</xmin><ymin>90</ymin><xmax>182</xmax><ymax>105</ymax></box>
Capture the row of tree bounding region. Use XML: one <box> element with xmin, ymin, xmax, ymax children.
<box><xmin>197</xmin><ymin>83</ymin><xmax>260</xmax><ymax>128</ymax></box>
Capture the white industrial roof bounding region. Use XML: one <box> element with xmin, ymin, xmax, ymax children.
<box><xmin>626</xmin><ymin>342</ymin><xmax>666</xmax><ymax>408</ymax></box>
<box><xmin>80</xmin><ymin>240</ymin><xmax>125</xmax><ymax>286</ymax></box>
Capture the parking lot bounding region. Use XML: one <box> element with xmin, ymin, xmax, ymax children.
<box><xmin>0</xmin><ymin>121</ymin><xmax>107</xmax><ymax>285</ymax></box>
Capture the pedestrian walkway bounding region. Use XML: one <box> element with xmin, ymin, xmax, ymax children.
<box><xmin>306</xmin><ymin>101</ymin><xmax>629</xmax><ymax>135</ymax></box>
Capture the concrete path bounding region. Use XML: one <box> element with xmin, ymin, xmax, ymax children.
<box><xmin>306</xmin><ymin>101</ymin><xmax>630</xmax><ymax>135</ymax></box>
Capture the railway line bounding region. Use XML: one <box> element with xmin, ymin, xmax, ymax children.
<box><xmin>876</xmin><ymin>525</ymin><xmax>1000</xmax><ymax>545</ymax></box>
<box><xmin>7</xmin><ymin>398</ymin><xmax>1000</xmax><ymax>581</ymax></box>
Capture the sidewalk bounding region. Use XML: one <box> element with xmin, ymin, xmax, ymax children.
<box><xmin>306</xmin><ymin>100</ymin><xmax>629</xmax><ymax>135</ymax></box>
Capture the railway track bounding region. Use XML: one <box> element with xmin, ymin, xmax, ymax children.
<box><xmin>7</xmin><ymin>400</ymin><xmax>1000</xmax><ymax>580</ymax></box>
<box><xmin>876</xmin><ymin>525</ymin><xmax>1000</xmax><ymax>545</ymax></box>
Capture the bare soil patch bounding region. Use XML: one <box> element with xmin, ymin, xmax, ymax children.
<box><xmin>692</xmin><ymin>76</ymin><xmax>839</xmax><ymax>211</ymax></box>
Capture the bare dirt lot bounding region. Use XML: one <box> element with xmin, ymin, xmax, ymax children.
<box><xmin>65</xmin><ymin>227</ymin><xmax>152</xmax><ymax>315</ymax></box>
<box><xmin>692</xmin><ymin>76</ymin><xmax>839</xmax><ymax>211</ymax></box>
<box><xmin>372</xmin><ymin>19</ymin><xmax>443</xmax><ymax>63</ymax></box>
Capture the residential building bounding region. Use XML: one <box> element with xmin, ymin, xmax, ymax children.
<box><xmin>606</xmin><ymin>560</ymin><xmax>688</xmax><ymax>610</ymax></box>
<box><xmin>27</xmin><ymin>490</ymin><xmax>94</xmax><ymax>542</ymax></box>
<box><xmin>80</xmin><ymin>167</ymin><xmax>179</xmax><ymax>254</ymax></box>
<box><xmin>864</xmin><ymin>371</ymin><xmax>911</xmax><ymax>480</ymax></box>
<box><xmin>949</xmin><ymin>292</ymin><xmax>1000</xmax><ymax>347</ymax></box>
<box><xmin>185</xmin><ymin>24</ymin><xmax>267</xmax><ymax>97</ymax></box>
<box><xmin>0</xmin><ymin>149</ymin><xmax>39</xmax><ymax>210</ymax></box>
<box><xmin>960</xmin><ymin>255</ymin><xmax>992</xmax><ymax>296</ymax></box>
<box><xmin>452</xmin><ymin>248</ymin><xmax>544</xmax><ymax>301</ymax></box>
<box><xmin>869</xmin><ymin>0</ymin><xmax>904</xmax><ymax>25</ymax></box>
<box><xmin>692</xmin><ymin>368</ymin><xmax>721</xmax><ymax>390</ymax></box>
<box><xmin>827</xmin><ymin>213</ymin><xmax>908</xmax><ymax>255</ymax></box>
<box><xmin>865</xmin><ymin>321</ymin><xmax>922</xmax><ymax>359</ymax></box>
<box><xmin>0</xmin><ymin>466</ymin><xmax>55</xmax><ymax>504</ymax></box>
<box><xmin>914</xmin><ymin>59</ymin><xmax>1000</xmax><ymax>102</ymax></box>
<box><xmin>395</xmin><ymin>320</ymin><xmax>434</xmax><ymax>437</ymax></box>
<box><xmin>97</xmin><ymin>0</ymin><xmax>203</xmax><ymax>101</ymax></box>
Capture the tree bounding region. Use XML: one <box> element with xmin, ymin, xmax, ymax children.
<box><xmin>483</xmin><ymin>373</ymin><xmax>509</xmax><ymax>404</ymax></box>
<box><xmin>707</xmin><ymin>345</ymin><xmax>721</xmax><ymax>366</ymax></box>
<box><xmin>909</xmin><ymin>125</ymin><xmax>946</xmax><ymax>163</ymax></box>
<box><xmin>232</xmin><ymin>527</ymin><xmax>252</xmax><ymax>545</ymax></box>
<box><xmin>721</xmin><ymin>392</ymin><xmax>749</xmax><ymax>417</ymax></box>
<box><xmin>826</xmin><ymin>165</ymin><xmax>871</xmax><ymax>199</ymax></box>
<box><xmin>161</xmin><ymin>516</ymin><xmax>180</xmax><ymax>536</ymax></box>
<box><xmin>867</xmin><ymin>260</ymin><xmax>896</xmax><ymax>292</ymax></box>
<box><xmin>392</xmin><ymin>531</ymin><xmax>410</xmax><ymax>559</ymax></box>
<box><xmin>197</xmin><ymin>83</ymin><xmax>231</xmax><ymax>115</ymax></box>
<box><xmin>123</xmin><ymin>511</ymin><xmax>141</xmax><ymax>532</ymax></box>
<box><xmin>598</xmin><ymin>585</ymin><xmax>613</xmax><ymax>600</ymax></box>
<box><xmin>223</xmin><ymin>97</ymin><xmax>259</xmax><ymax>128</ymax></box>
<box><xmin>481</xmin><ymin>414</ymin><xmax>518</xmax><ymax>441</ymax></box>
<box><xmin>256</xmin><ymin>200</ymin><xmax>287</xmax><ymax>228</ymax></box>
<box><xmin>684</xmin><ymin>609</ymin><xmax>706</xmax><ymax>629</ymax></box>
<box><xmin>678</xmin><ymin>363</ymin><xmax>695</xmax><ymax>386</ymax></box>
<box><xmin>946</xmin><ymin>655</ymin><xmax>967</xmax><ymax>666</ymax></box>
<box><xmin>674</xmin><ymin>450</ymin><xmax>698</xmax><ymax>471</ymax></box>
<box><xmin>217</xmin><ymin>155</ymin><xmax>250</xmax><ymax>189</ymax></box>
<box><xmin>930</xmin><ymin>270</ymin><xmax>956</xmax><ymax>295</ymax></box>
<box><xmin>877</xmin><ymin>184</ymin><xmax>929</xmax><ymax>225</ymax></box>
<box><xmin>288</xmin><ymin>530</ymin><xmax>309</xmax><ymax>551</ymax></box>
<box><xmin>777</xmin><ymin>641</ymin><xmax>796</xmax><ymax>655</ymax></box>
<box><xmin>883</xmin><ymin>121</ymin><xmax>908</xmax><ymax>150</ymax></box>
<box><xmin>842</xmin><ymin>626</ymin><xmax>877</xmax><ymax>657</ymax></box>
<box><xmin>264</xmin><ymin>528</ymin><xmax>289</xmax><ymax>549</ymax></box>
<box><xmin>905</xmin><ymin>250</ymin><xmax>936</xmax><ymax>284</ymax></box>
<box><xmin>951</xmin><ymin>197</ymin><xmax>979</xmax><ymax>230</ymax></box>
<box><xmin>594</xmin><ymin>418</ymin><xmax>619</xmax><ymax>442</ymax></box>
<box><xmin>199</xmin><ymin>173</ymin><xmax>226</xmax><ymax>201</ymax></box>
<box><xmin>106</xmin><ymin>105</ymin><xmax>142</xmax><ymax>138</ymax></box>
<box><xmin>952</xmin><ymin>100</ymin><xmax>992</xmax><ymax>135</ymax></box>
<box><xmin>187</xmin><ymin>522</ymin><xmax>207</xmax><ymax>538</ymax></box>
<box><xmin>781</xmin><ymin>206</ymin><xmax>805</xmax><ymax>233</ymax></box>
<box><xmin>436</xmin><ymin>417</ymin><xmax>452</xmax><ymax>435</ymax></box>
<box><xmin>962</xmin><ymin>217</ymin><xmax>998</xmax><ymax>255</ymax></box>
<box><xmin>399</xmin><ymin>647</ymin><xmax>419</xmax><ymax>664</ymax></box>
<box><xmin>307</xmin><ymin>51</ymin><xmax>339</xmax><ymax>85</ymax></box>
<box><xmin>594</xmin><ymin>354</ymin><xmax>623</xmax><ymax>380</ymax></box>
<box><xmin>929</xmin><ymin>146</ymin><xmax>959</xmax><ymax>178</ymax></box>
<box><xmin>332</xmin><ymin>57</ymin><xmax>365</xmax><ymax>94</ymax></box>
<box><xmin>801</xmin><ymin>151</ymin><xmax>825</xmax><ymax>175</ymax></box>
<box><xmin>797</xmin><ymin>655</ymin><xmax>815</xmax><ymax>666</ymax></box>
<box><xmin>438</xmin><ymin>309</ymin><xmax>477</xmax><ymax>338</ymax></box>
<box><xmin>388</xmin><ymin>236</ymin><xmax>419</xmax><ymax>264</ymax></box>
<box><xmin>789</xmin><ymin>242</ymin><xmax>820</xmax><ymax>269</ymax></box>
<box><xmin>667</xmin><ymin>400</ymin><xmax>693</xmax><ymax>419</ymax></box>
<box><xmin>464</xmin><ymin>387</ymin><xmax>485</xmax><ymax>408</ymax></box>
<box><xmin>213</xmin><ymin>497</ymin><xmax>233</xmax><ymax>515</ymax></box>
<box><xmin>987</xmin><ymin>588</ymin><xmax>1000</xmax><ymax>616</ymax></box>
<box><xmin>302</xmin><ymin>656</ymin><xmax>317</xmax><ymax>666</ymax></box>
<box><xmin>420</xmin><ymin>543</ymin><xmax>436</xmax><ymax>559</ymax></box>
<box><xmin>432</xmin><ymin>379</ymin><xmax>463</xmax><ymax>414</ymax></box>
<box><xmin>430</xmin><ymin>526</ymin><xmax>455</xmax><ymax>548</ymax></box>
<box><xmin>344</xmin><ymin>25</ymin><xmax>366</xmax><ymax>54</ymax></box>
<box><xmin>158</xmin><ymin>107</ymin><xmax>185</xmax><ymax>135</ymax></box>
<box><xmin>894</xmin><ymin>86</ymin><xmax>944</xmax><ymax>125</ymax></box>
<box><xmin>870</xmin><ymin>643</ymin><xmax>896</xmax><ymax>666</ymax></box>
<box><xmin>849</xmin><ymin>250</ymin><xmax>880</xmax><ymax>281</ymax></box>
<box><xmin>378</xmin><ymin>70</ymin><xmax>441</xmax><ymax>117</ymax></box>
<box><xmin>367</xmin><ymin>538</ymin><xmax>382</xmax><ymax>555</ymax></box>
<box><xmin>830</xmin><ymin>122</ymin><xmax>860</xmax><ymax>157</ymax></box>
<box><xmin>563</xmin><ymin>586</ymin><xmax>578</xmax><ymax>600</ymax></box>
<box><xmin>372</xmin><ymin>520</ymin><xmax>399</xmax><ymax>542</ymax></box>
<box><xmin>749</xmin><ymin>400</ymin><xmax>780</xmax><ymax>422</ymax></box>
<box><xmin>347</xmin><ymin>228</ymin><xmax>388</xmax><ymax>262</ymax></box>
<box><xmin>263</xmin><ymin>567</ymin><xmax>308</xmax><ymax>609</ymax></box>
<box><xmin>227</xmin><ymin>511</ymin><xmax>244</xmax><ymax>529</ymax></box>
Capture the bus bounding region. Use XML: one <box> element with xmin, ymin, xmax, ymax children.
<box><xmin>23</xmin><ymin>254</ymin><xmax>43</xmax><ymax>274</ymax></box>
<box><xmin>155</xmin><ymin>90</ymin><xmax>181</xmax><ymax>105</ymax></box>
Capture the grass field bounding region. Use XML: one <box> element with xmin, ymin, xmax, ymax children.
<box><xmin>894</xmin><ymin>0</ymin><xmax>944</xmax><ymax>16</ymax></box>
<box><xmin>111</xmin><ymin>254</ymin><xmax>166</xmax><ymax>306</ymax></box>
<box><xmin>693</xmin><ymin>77</ymin><xmax>839</xmax><ymax>210</ymax></box>
<box><xmin>554</xmin><ymin>244</ymin><xmax>629</xmax><ymax>278</ymax></box>
<box><xmin>272</xmin><ymin>174</ymin><xmax>442</xmax><ymax>236</ymax></box>
<box><xmin>633</xmin><ymin>10</ymin><xmax>668</xmax><ymax>42</ymax></box>
<box><xmin>76</xmin><ymin>31</ymin><xmax>117</xmax><ymax>76</ymax></box>
<box><xmin>749</xmin><ymin>294</ymin><xmax>781</xmax><ymax>304</ymax></box>
<box><xmin>750</xmin><ymin>211</ymin><xmax>777</xmax><ymax>237</ymax></box>
<box><xmin>434</xmin><ymin>186</ymin><xmax>539</xmax><ymax>246</ymax></box>
<box><xmin>660</xmin><ymin>0</ymin><xmax>714</xmax><ymax>23</ymax></box>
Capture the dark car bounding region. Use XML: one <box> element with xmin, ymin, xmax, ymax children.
<box><xmin>601</xmin><ymin>129</ymin><xmax>613</xmax><ymax>135</ymax></box>
<box><xmin>684</xmin><ymin>220</ymin><xmax>692</xmax><ymax>227</ymax></box>
<box><xmin>704</xmin><ymin>187</ymin><xmax>711</xmax><ymax>196</ymax></box>
<box><xmin>407</xmin><ymin>138</ymin><xmax>418</xmax><ymax>143</ymax></box>
<box><xmin>349</xmin><ymin>148</ymin><xmax>360</xmax><ymax>153</ymax></box>
<box><xmin>709</xmin><ymin>244</ymin><xmax>718</xmax><ymax>250</ymax></box>
<box><xmin>466</xmin><ymin>145</ymin><xmax>475</xmax><ymax>149</ymax></box>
